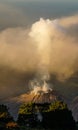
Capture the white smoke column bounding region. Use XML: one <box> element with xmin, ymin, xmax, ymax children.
<box><xmin>29</xmin><ymin>18</ymin><xmax>65</xmax><ymax>75</ymax></box>
<box><xmin>29</xmin><ymin>17</ymin><xmax>78</xmax><ymax>80</ymax></box>
<box><xmin>29</xmin><ymin>18</ymin><xmax>66</xmax><ymax>91</ymax></box>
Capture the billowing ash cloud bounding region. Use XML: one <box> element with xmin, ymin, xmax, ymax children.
<box><xmin>29</xmin><ymin>15</ymin><xmax>78</xmax><ymax>80</ymax></box>
<box><xmin>0</xmin><ymin>28</ymin><xmax>38</xmax><ymax>72</ymax></box>
<box><xmin>1</xmin><ymin>15</ymin><xmax>78</xmax><ymax>78</ymax></box>
<box><xmin>0</xmin><ymin>14</ymin><xmax>78</xmax><ymax>97</ymax></box>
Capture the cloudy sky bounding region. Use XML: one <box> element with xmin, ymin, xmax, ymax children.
<box><xmin>0</xmin><ymin>0</ymin><xmax>78</xmax><ymax>103</ymax></box>
<box><xmin>0</xmin><ymin>0</ymin><xmax>78</xmax><ymax>29</ymax></box>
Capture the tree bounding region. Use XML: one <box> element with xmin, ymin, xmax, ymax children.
<box><xmin>17</xmin><ymin>101</ymin><xmax>76</xmax><ymax>129</ymax></box>
<box><xmin>0</xmin><ymin>104</ymin><xmax>13</xmax><ymax>129</ymax></box>
<box><xmin>18</xmin><ymin>102</ymin><xmax>34</xmax><ymax>115</ymax></box>
<box><xmin>42</xmin><ymin>101</ymin><xmax>76</xmax><ymax>129</ymax></box>
<box><xmin>18</xmin><ymin>103</ymin><xmax>36</xmax><ymax>127</ymax></box>
<box><xmin>48</xmin><ymin>101</ymin><xmax>67</xmax><ymax>111</ymax></box>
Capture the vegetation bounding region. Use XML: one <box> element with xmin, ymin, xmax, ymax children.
<box><xmin>18</xmin><ymin>102</ymin><xmax>34</xmax><ymax>115</ymax></box>
<box><xmin>17</xmin><ymin>101</ymin><xmax>76</xmax><ymax>130</ymax></box>
<box><xmin>0</xmin><ymin>102</ymin><xmax>77</xmax><ymax>130</ymax></box>
<box><xmin>48</xmin><ymin>101</ymin><xmax>67</xmax><ymax>111</ymax></box>
<box><xmin>0</xmin><ymin>104</ymin><xmax>13</xmax><ymax>129</ymax></box>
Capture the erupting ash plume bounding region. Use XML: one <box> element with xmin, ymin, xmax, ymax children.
<box><xmin>29</xmin><ymin>18</ymin><xmax>65</xmax><ymax>74</ymax></box>
<box><xmin>1</xmin><ymin>15</ymin><xmax>78</xmax><ymax>121</ymax></box>
<box><xmin>0</xmin><ymin>15</ymin><xmax>78</xmax><ymax>97</ymax></box>
<box><xmin>29</xmin><ymin>16</ymin><xmax>78</xmax><ymax>94</ymax></box>
<box><xmin>29</xmin><ymin>16</ymin><xmax>78</xmax><ymax>80</ymax></box>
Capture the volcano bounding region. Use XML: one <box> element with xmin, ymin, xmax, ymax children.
<box><xmin>3</xmin><ymin>81</ymin><xmax>66</xmax><ymax>120</ymax></box>
<box><xmin>13</xmin><ymin>89</ymin><xmax>64</xmax><ymax>104</ymax></box>
<box><xmin>12</xmin><ymin>81</ymin><xmax>64</xmax><ymax>104</ymax></box>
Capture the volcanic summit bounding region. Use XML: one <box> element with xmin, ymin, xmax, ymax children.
<box><xmin>13</xmin><ymin>81</ymin><xmax>64</xmax><ymax>104</ymax></box>
<box><xmin>3</xmin><ymin>80</ymin><xmax>65</xmax><ymax>120</ymax></box>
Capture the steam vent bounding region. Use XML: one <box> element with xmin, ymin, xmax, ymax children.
<box><xmin>14</xmin><ymin>81</ymin><xmax>64</xmax><ymax>104</ymax></box>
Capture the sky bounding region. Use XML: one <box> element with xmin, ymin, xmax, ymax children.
<box><xmin>0</xmin><ymin>0</ymin><xmax>78</xmax><ymax>29</ymax></box>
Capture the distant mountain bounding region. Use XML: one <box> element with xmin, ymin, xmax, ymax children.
<box><xmin>70</xmin><ymin>96</ymin><xmax>78</xmax><ymax>121</ymax></box>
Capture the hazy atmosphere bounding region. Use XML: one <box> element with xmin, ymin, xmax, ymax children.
<box><xmin>0</xmin><ymin>1</ymin><xmax>78</xmax><ymax>122</ymax></box>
